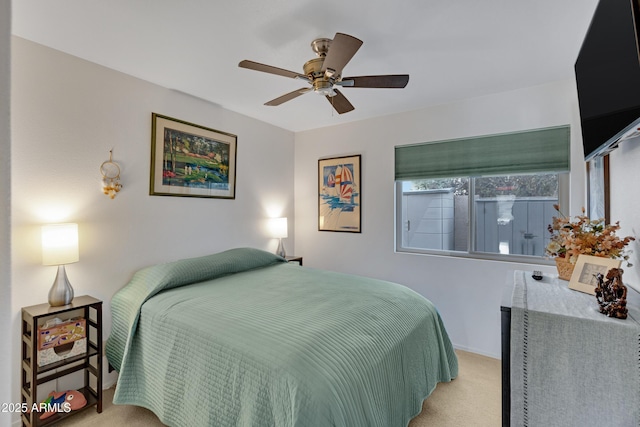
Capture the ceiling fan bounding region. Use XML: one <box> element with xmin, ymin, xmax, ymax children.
<box><xmin>238</xmin><ymin>32</ymin><xmax>410</xmax><ymax>114</ymax></box>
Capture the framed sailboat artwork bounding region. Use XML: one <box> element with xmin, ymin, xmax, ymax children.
<box><xmin>318</xmin><ymin>155</ymin><xmax>361</xmax><ymax>233</ymax></box>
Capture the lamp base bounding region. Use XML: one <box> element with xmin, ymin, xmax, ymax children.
<box><xmin>276</xmin><ymin>238</ymin><xmax>286</xmax><ymax>258</ymax></box>
<box><xmin>48</xmin><ymin>265</ymin><xmax>74</xmax><ymax>307</ymax></box>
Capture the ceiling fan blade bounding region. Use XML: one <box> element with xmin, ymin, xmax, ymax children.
<box><xmin>322</xmin><ymin>33</ymin><xmax>363</xmax><ymax>78</ymax></box>
<box><xmin>326</xmin><ymin>89</ymin><xmax>355</xmax><ymax>114</ymax></box>
<box><xmin>239</xmin><ymin>60</ymin><xmax>307</xmax><ymax>80</ymax></box>
<box><xmin>265</xmin><ymin>87</ymin><xmax>312</xmax><ymax>106</ymax></box>
<box><xmin>340</xmin><ymin>75</ymin><xmax>410</xmax><ymax>88</ymax></box>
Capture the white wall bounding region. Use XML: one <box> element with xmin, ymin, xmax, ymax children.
<box><xmin>0</xmin><ymin>1</ymin><xmax>12</xmax><ymax>426</ymax></box>
<box><xmin>294</xmin><ymin>80</ymin><xmax>586</xmax><ymax>358</ymax></box>
<box><xmin>10</xmin><ymin>37</ymin><xmax>295</xmax><ymax>420</ymax></box>
<box><xmin>609</xmin><ymin>140</ymin><xmax>640</xmax><ymax>288</ymax></box>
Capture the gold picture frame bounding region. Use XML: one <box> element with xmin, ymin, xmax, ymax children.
<box><xmin>568</xmin><ymin>254</ymin><xmax>621</xmax><ymax>295</ymax></box>
<box><xmin>150</xmin><ymin>113</ymin><xmax>237</xmax><ymax>199</ymax></box>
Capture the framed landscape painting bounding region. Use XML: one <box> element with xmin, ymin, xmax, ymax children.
<box><xmin>150</xmin><ymin>113</ymin><xmax>237</xmax><ymax>199</ymax></box>
<box><xmin>318</xmin><ymin>155</ymin><xmax>361</xmax><ymax>233</ymax></box>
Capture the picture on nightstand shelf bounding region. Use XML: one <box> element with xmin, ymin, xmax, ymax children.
<box><xmin>37</xmin><ymin>317</ymin><xmax>87</xmax><ymax>366</ymax></box>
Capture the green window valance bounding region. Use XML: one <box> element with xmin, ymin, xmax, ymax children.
<box><xmin>394</xmin><ymin>125</ymin><xmax>570</xmax><ymax>180</ymax></box>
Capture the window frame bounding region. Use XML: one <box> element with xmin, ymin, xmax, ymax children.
<box><xmin>394</xmin><ymin>173</ymin><xmax>569</xmax><ymax>264</ymax></box>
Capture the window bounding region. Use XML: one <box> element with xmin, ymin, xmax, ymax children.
<box><xmin>395</xmin><ymin>126</ymin><xmax>570</xmax><ymax>262</ymax></box>
<box><xmin>586</xmin><ymin>154</ymin><xmax>609</xmax><ymax>223</ymax></box>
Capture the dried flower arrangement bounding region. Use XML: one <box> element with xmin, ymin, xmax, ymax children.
<box><xmin>545</xmin><ymin>205</ymin><xmax>635</xmax><ymax>266</ymax></box>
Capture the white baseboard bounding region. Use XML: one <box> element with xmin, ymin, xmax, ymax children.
<box><xmin>453</xmin><ymin>343</ymin><xmax>500</xmax><ymax>360</ymax></box>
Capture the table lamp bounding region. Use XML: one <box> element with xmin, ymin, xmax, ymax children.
<box><xmin>268</xmin><ymin>217</ymin><xmax>288</xmax><ymax>258</ymax></box>
<box><xmin>41</xmin><ymin>223</ymin><xmax>79</xmax><ymax>306</ymax></box>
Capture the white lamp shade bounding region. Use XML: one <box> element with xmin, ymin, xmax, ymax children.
<box><xmin>42</xmin><ymin>223</ymin><xmax>79</xmax><ymax>266</ymax></box>
<box><xmin>268</xmin><ymin>217</ymin><xmax>288</xmax><ymax>239</ymax></box>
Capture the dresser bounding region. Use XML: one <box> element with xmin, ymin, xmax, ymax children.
<box><xmin>501</xmin><ymin>271</ymin><xmax>640</xmax><ymax>427</ymax></box>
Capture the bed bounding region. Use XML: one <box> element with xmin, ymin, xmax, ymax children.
<box><xmin>105</xmin><ymin>247</ymin><xmax>458</xmax><ymax>427</ymax></box>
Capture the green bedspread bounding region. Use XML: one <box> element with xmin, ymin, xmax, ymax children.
<box><xmin>106</xmin><ymin>248</ymin><xmax>458</xmax><ymax>427</ymax></box>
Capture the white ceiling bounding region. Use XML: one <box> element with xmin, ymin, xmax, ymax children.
<box><xmin>12</xmin><ymin>0</ymin><xmax>599</xmax><ymax>132</ymax></box>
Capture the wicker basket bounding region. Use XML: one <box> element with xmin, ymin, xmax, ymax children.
<box><xmin>555</xmin><ymin>257</ymin><xmax>575</xmax><ymax>281</ymax></box>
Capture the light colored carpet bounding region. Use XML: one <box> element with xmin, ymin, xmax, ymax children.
<box><xmin>57</xmin><ymin>350</ymin><xmax>501</xmax><ymax>426</ymax></box>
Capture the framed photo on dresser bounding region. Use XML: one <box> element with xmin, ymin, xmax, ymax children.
<box><xmin>569</xmin><ymin>254</ymin><xmax>621</xmax><ymax>295</ymax></box>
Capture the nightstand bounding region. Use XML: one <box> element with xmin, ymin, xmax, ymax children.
<box><xmin>21</xmin><ymin>296</ymin><xmax>103</xmax><ymax>427</ymax></box>
<box><xmin>285</xmin><ymin>256</ymin><xmax>303</xmax><ymax>266</ymax></box>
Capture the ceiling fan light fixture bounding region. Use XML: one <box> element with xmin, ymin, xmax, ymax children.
<box><xmin>239</xmin><ymin>32</ymin><xmax>409</xmax><ymax>115</ymax></box>
<box><xmin>313</xmin><ymin>79</ymin><xmax>336</xmax><ymax>97</ymax></box>
<box><xmin>317</xmin><ymin>87</ymin><xmax>337</xmax><ymax>97</ymax></box>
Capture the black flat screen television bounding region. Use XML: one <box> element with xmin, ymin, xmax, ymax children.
<box><xmin>575</xmin><ymin>0</ymin><xmax>640</xmax><ymax>160</ymax></box>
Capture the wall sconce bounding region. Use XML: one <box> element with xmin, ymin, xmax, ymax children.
<box><xmin>100</xmin><ymin>149</ymin><xmax>122</xmax><ymax>199</ymax></box>
<box><xmin>41</xmin><ymin>223</ymin><xmax>79</xmax><ymax>306</ymax></box>
<box><xmin>268</xmin><ymin>217</ymin><xmax>288</xmax><ymax>258</ymax></box>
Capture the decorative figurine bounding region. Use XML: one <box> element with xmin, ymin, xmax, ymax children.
<box><xmin>594</xmin><ymin>268</ymin><xmax>628</xmax><ymax>319</ymax></box>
